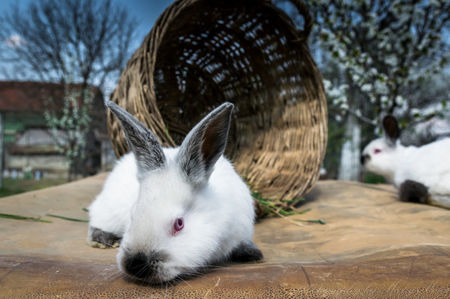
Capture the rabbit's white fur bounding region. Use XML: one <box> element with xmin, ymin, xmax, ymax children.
<box><xmin>88</xmin><ymin>153</ymin><xmax>138</xmax><ymax>238</ymax></box>
<box><xmin>362</xmin><ymin>126</ymin><xmax>450</xmax><ymax>208</ymax></box>
<box><xmin>88</xmin><ymin>102</ymin><xmax>259</xmax><ymax>283</ymax></box>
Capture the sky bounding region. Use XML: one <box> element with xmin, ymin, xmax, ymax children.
<box><xmin>0</xmin><ymin>0</ymin><xmax>173</xmax><ymax>47</ymax></box>
<box><xmin>0</xmin><ymin>0</ymin><xmax>174</xmax><ymax>90</ymax></box>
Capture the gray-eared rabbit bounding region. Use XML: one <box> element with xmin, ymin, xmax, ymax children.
<box><xmin>88</xmin><ymin>101</ymin><xmax>262</xmax><ymax>283</ymax></box>
<box><xmin>361</xmin><ymin>115</ymin><xmax>450</xmax><ymax>209</ymax></box>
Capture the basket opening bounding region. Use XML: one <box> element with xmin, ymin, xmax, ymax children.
<box><xmin>153</xmin><ymin>0</ymin><xmax>309</xmax><ymax>158</ymax></box>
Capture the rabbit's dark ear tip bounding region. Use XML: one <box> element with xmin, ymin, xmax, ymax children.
<box><xmin>383</xmin><ymin>115</ymin><xmax>400</xmax><ymax>141</ymax></box>
<box><xmin>383</xmin><ymin>115</ymin><xmax>396</xmax><ymax>123</ymax></box>
<box><xmin>382</xmin><ymin>115</ymin><xmax>399</xmax><ymax>130</ymax></box>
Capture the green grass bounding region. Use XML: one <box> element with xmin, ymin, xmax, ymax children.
<box><xmin>294</xmin><ymin>218</ymin><xmax>326</xmax><ymax>225</ymax></box>
<box><xmin>363</xmin><ymin>173</ymin><xmax>387</xmax><ymax>184</ymax></box>
<box><xmin>0</xmin><ymin>178</ymin><xmax>67</xmax><ymax>198</ymax></box>
<box><xmin>252</xmin><ymin>192</ymin><xmax>325</xmax><ymax>224</ymax></box>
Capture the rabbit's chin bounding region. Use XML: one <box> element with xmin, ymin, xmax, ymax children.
<box><xmin>135</xmin><ymin>268</ymin><xmax>182</xmax><ymax>284</ymax></box>
<box><xmin>130</xmin><ymin>270</ymin><xmax>181</xmax><ymax>284</ymax></box>
<box><xmin>365</xmin><ymin>160</ymin><xmax>395</xmax><ymax>180</ymax></box>
<box><xmin>125</xmin><ymin>264</ymin><xmax>193</xmax><ymax>284</ymax></box>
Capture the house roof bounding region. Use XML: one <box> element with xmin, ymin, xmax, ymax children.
<box><xmin>0</xmin><ymin>81</ymin><xmax>101</xmax><ymax>113</ymax></box>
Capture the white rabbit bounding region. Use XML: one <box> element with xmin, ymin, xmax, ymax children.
<box><xmin>87</xmin><ymin>101</ymin><xmax>262</xmax><ymax>283</ymax></box>
<box><xmin>361</xmin><ymin>115</ymin><xmax>450</xmax><ymax>209</ymax></box>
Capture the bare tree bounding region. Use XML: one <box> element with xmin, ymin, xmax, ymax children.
<box><xmin>0</xmin><ymin>0</ymin><xmax>138</xmax><ymax>179</ymax></box>
<box><xmin>0</xmin><ymin>0</ymin><xmax>137</xmax><ymax>91</ymax></box>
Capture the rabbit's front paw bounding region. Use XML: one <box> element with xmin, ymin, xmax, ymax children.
<box><xmin>230</xmin><ymin>240</ymin><xmax>263</xmax><ymax>262</ymax></box>
<box><xmin>88</xmin><ymin>227</ymin><xmax>122</xmax><ymax>249</ymax></box>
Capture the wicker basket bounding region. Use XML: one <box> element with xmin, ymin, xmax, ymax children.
<box><xmin>108</xmin><ymin>0</ymin><xmax>327</xmax><ymax>216</ymax></box>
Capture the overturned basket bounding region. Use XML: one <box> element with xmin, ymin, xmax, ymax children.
<box><xmin>108</xmin><ymin>0</ymin><xmax>327</xmax><ymax>217</ymax></box>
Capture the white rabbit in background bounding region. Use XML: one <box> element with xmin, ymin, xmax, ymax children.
<box><xmin>361</xmin><ymin>115</ymin><xmax>450</xmax><ymax>209</ymax></box>
<box><xmin>88</xmin><ymin>101</ymin><xmax>262</xmax><ymax>284</ymax></box>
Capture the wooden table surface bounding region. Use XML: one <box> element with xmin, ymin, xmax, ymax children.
<box><xmin>1</xmin><ymin>174</ymin><xmax>449</xmax><ymax>298</ymax></box>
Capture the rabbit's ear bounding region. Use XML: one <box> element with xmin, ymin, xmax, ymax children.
<box><xmin>383</xmin><ymin>115</ymin><xmax>400</xmax><ymax>145</ymax></box>
<box><xmin>106</xmin><ymin>101</ymin><xmax>165</xmax><ymax>176</ymax></box>
<box><xmin>177</xmin><ymin>102</ymin><xmax>234</xmax><ymax>187</ymax></box>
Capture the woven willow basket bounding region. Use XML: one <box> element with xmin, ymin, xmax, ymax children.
<box><xmin>108</xmin><ymin>0</ymin><xmax>327</xmax><ymax>217</ymax></box>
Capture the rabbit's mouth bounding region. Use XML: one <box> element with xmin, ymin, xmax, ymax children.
<box><xmin>120</xmin><ymin>260</ymin><xmax>174</xmax><ymax>284</ymax></box>
<box><xmin>360</xmin><ymin>154</ymin><xmax>370</xmax><ymax>165</ymax></box>
<box><xmin>123</xmin><ymin>262</ymin><xmax>203</xmax><ymax>285</ymax></box>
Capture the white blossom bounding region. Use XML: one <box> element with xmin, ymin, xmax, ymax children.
<box><xmin>361</xmin><ymin>84</ymin><xmax>372</xmax><ymax>92</ymax></box>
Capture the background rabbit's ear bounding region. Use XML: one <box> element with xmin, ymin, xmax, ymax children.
<box><xmin>177</xmin><ymin>102</ymin><xmax>234</xmax><ymax>187</ymax></box>
<box><xmin>383</xmin><ymin>115</ymin><xmax>400</xmax><ymax>145</ymax></box>
<box><xmin>106</xmin><ymin>101</ymin><xmax>165</xmax><ymax>176</ymax></box>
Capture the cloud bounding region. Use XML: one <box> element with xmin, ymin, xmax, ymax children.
<box><xmin>4</xmin><ymin>34</ymin><xmax>26</xmax><ymax>48</ymax></box>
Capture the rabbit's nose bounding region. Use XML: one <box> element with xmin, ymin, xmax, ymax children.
<box><xmin>124</xmin><ymin>251</ymin><xmax>165</xmax><ymax>279</ymax></box>
<box><xmin>360</xmin><ymin>154</ymin><xmax>370</xmax><ymax>165</ymax></box>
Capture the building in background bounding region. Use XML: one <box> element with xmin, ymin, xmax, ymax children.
<box><xmin>0</xmin><ymin>81</ymin><xmax>115</xmax><ymax>180</ymax></box>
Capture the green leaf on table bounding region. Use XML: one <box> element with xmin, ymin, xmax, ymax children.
<box><xmin>0</xmin><ymin>213</ymin><xmax>52</xmax><ymax>223</ymax></box>
<box><xmin>46</xmin><ymin>213</ymin><xmax>88</xmax><ymax>223</ymax></box>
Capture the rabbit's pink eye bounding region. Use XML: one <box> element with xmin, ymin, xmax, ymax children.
<box><xmin>374</xmin><ymin>149</ymin><xmax>382</xmax><ymax>154</ymax></box>
<box><xmin>173</xmin><ymin>217</ymin><xmax>184</xmax><ymax>235</ymax></box>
